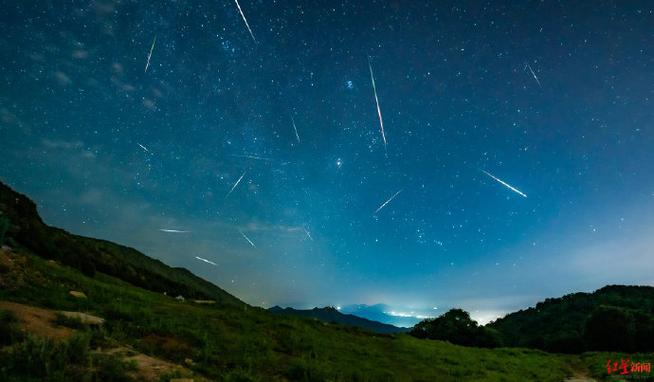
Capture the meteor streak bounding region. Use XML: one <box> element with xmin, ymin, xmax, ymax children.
<box><xmin>240</xmin><ymin>231</ymin><xmax>256</xmax><ymax>247</ymax></box>
<box><xmin>225</xmin><ymin>171</ymin><xmax>246</xmax><ymax>199</ymax></box>
<box><xmin>229</xmin><ymin>154</ymin><xmax>273</xmax><ymax>162</ymax></box>
<box><xmin>144</xmin><ymin>36</ymin><xmax>156</xmax><ymax>73</ymax></box>
<box><xmin>481</xmin><ymin>170</ymin><xmax>528</xmax><ymax>198</ymax></box>
<box><xmin>291</xmin><ymin>116</ymin><xmax>300</xmax><ymax>143</ymax></box>
<box><xmin>159</xmin><ymin>229</ymin><xmax>190</xmax><ymax>233</ymax></box>
<box><xmin>524</xmin><ymin>63</ymin><xmax>541</xmax><ymax>88</ymax></box>
<box><xmin>234</xmin><ymin>0</ymin><xmax>257</xmax><ymax>44</ymax></box>
<box><xmin>138</xmin><ymin>143</ymin><xmax>150</xmax><ymax>153</ymax></box>
<box><xmin>374</xmin><ymin>189</ymin><xmax>402</xmax><ymax>215</ymax></box>
<box><xmin>368</xmin><ymin>57</ymin><xmax>387</xmax><ymax>147</ymax></box>
<box><xmin>195</xmin><ymin>256</ymin><xmax>217</xmax><ymax>266</ymax></box>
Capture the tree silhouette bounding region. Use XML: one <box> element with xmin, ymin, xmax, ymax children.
<box><xmin>411</xmin><ymin>308</ymin><xmax>501</xmax><ymax>348</ymax></box>
<box><xmin>584</xmin><ymin>306</ymin><xmax>631</xmax><ymax>351</ymax></box>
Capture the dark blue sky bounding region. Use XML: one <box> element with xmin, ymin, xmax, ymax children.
<box><xmin>1</xmin><ymin>1</ymin><xmax>653</xmax><ymax>325</ymax></box>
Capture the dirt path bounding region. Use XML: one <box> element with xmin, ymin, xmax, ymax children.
<box><xmin>0</xmin><ymin>300</ymin><xmax>73</xmax><ymax>340</ymax></box>
<box><xmin>0</xmin><ymin>300</ymin><xmax>204</xmax><ymax>381</ymax></box>
<box><xmin>103</xmin><ymin>347</ymin><xmax>202</xmax><ymax>381</ymax></box>
<box><xmin>564</xmin><ymin>368</ymin><xmax>598</xmax><ymax>382</ymax></box>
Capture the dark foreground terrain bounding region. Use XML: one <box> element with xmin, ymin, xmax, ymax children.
<box><xmin>0</xmin><ymin>181</ymin><xmax>651</xmax><ymax>381</ymax></box>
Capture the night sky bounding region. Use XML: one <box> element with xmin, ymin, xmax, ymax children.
<box><xmin>1</xmin><ymin>1</ymin><xmax>653</xmax><ymax>326</ymax></box>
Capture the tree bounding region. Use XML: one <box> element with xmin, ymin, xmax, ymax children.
<box><xmin>584</xmin><ymin>306</ymin><xmax>631</xmax><ymax>351</ymax></box>
<box><xmin>410</xmin><ymin>309</ymin><xmax>502</xmax><ymax>348</ymax></box>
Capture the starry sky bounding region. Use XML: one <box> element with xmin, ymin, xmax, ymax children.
<box><xmin>1</xmin><ymin>1</ymin><xmax>653</xmax><ymax>326</ymax></box>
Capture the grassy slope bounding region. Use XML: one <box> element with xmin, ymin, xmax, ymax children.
<box><xmin>1</xmin><ymin>246</ymin><xmax>578</xmax><ymax>381</ymax></box>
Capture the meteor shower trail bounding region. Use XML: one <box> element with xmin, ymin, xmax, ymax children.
<box><xmin>481</xmin><ymin>170</ymin><xmax>528</xmax><ymax>198</ymax></box>
<box><xmin>234</xmin><ymin>0</ymin><xmax>257</xmax><ymax>44</ymax></box>
<box><xmin>229</xmin><ymin>154</ymin><xmax>273</xmax><ymax>162</ymax></box>
<box><xmin>374</xmin><ymin>189</ymin><xmax>402</xmax><ymax>215</ymax></box>
<box><xmin>195</xmin><ymin>256</ymin><xmax>217</xmax><ymax>266</ymax></box>
<box><xmin>524</xmin><ymin>63</ymin><xmax>542</xmax><ymax>88</ymax></box>
<box><xmin>144</xmin><ymin>36</ymin><xmax>156</xmax><ymax>73</ymax></box>
<box><xmin>291</xmin><ymin>116</ymin><xmax>300</xmax><ymax>143</ymax></box>
<box><xmin>368</xmin><ymin>57</ymin><xmax>387</xmax><ymax>147</ymax></box>
<box><xmin>240</xmin><ymin>231</ymin><xmax>256</xmax><ymax>247</ymax></box>
<box><xmin>225</xmin><ymin>171</ymin><xmax>246</xmax><ymax>199</ymax></box>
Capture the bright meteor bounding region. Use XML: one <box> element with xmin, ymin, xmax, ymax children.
<box><xmin>225</xmin><ymin>171</ymin><xmax>246</xmax><ymax>199</ymax></box>
<box><xmin>234</xmin><ymin>0</ymin><xmax>257</xmax><ymax>44</ymax></box>
<box><xmin>368</xmin><ymin>57</ymin><xmax>387</xmax><ymax>147</ymax></box>
<box><xmin>144</xmin><ymin>36</ymin><xmax>156</xmax><ymax>73</ymax></box>
<box><xmin>291</xmin><ymin>115</ymin><xmax>300</xmax><ymax>143</ymax></box>
<box><xmin>374</xmin><ymin>189</ymin><xmax>402</xmax><ymax>215</ymax></box>
<box><xmin>137</xmin><ymin>143</ymin><xmax>150</xmax><ymax>153</ymax></box>
<box><xmin>524</xmin><ymin>63</ymin><xmax>542</xmax><ymax>88</ymax></box>
<box><xmin>481</xmin><ymin>170</ymin><xmax>528</xmax><ymax>198</ymax></box>
<box><xmin>195</xmin><ymin>256</ymin><xmax>217</xmax><ymax>266</ymax></box>
<box><xmin>240</xmin><ymin>231</ymin><xmax>256</xmax><ymax>247</ymax></box>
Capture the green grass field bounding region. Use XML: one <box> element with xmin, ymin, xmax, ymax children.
<box><xmin>0</xmin><ymin>244</ymin><xmax>595</xmax><ymax>381</ymax></box>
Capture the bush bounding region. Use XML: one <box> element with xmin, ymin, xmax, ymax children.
<box><xmin>544</xmin><ymin>331</ymin><xmax>584</xmax><ymax>354</ymax></box>
<box><xmin>0</xmin><ymin>332</ymin><xmax>136</xmax><ymax>381</ymax></box>
<box><xmin>0</xmin><ymin>309</ymin><xmax>21</xmax><ymax>346</ymax></box>
<box><xmin>3</xmin><ymin>335</ymin><xmax>85</xmax><ymax>379</ymax></box>
<box><xmin>53</xmin><ymin>313</ymin><xmax>87</xmax><ymax>330</ymax></box>
<box><xmin>286</xmin><ymin>358</ymin><xmax>330</xmax><ymax>382</ymax></box>
<box><xmin>91</xmin><ymin>353</ymin><xmax>136</xmax><ymax>382</ymax></box>
<box><xmin>222</xmin><ymin>368</ymin><xmax>262</xmax><ymax>382</ymax></box>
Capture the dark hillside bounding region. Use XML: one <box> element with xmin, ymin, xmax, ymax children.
<box><xmin>489</xmin><ymin>285</ymin><xmax>654</xmax><ymax>353</ymax></box>
<box><xmin>0</xmin><ymin>181</ymin><xmax>242</xmax><ymax>306</ymax></box>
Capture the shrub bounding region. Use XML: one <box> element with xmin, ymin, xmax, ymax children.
<box><xmin>53</xmin><ymin>313</ymin><xmax>87</xmax><ymax>330</ymax></box>
<box><xmin>4</xmin><ymin>335</ymin><xmax>80</xmax><ymax>379</ymax></box>
<box><xmin>1</xmin><ymin>332</ymin><xmax>137</xmax><ymax>381</ymax></box>
<box><xmin>0</xmin><ymin>309</ymin><xmax>21</xmax><ymax>346</ymax></box>
<box><xmin>91</xmin><ymin>353</ymin><xmax>136</xmax><ymax>382</ymax></box>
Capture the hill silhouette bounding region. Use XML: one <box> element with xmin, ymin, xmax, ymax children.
<box><xmin>269</xmin><ymin>306</ymin><xmax>408</xmax><ymax>334</ymax></box>
<box><xmin>0</xmin><ymin>181</ymin><xmax>243</xmax><ymax>306</ymax></box>
<box><xmin>488</xmin><ymin>285</ymin><xmax>654</xmax><ymax>353</ymax></box>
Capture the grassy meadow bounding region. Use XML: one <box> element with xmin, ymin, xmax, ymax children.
<box><xmin>0</xmin><ymin>245</ymin><xmax>585</xmax><ymax>381</ymax></box>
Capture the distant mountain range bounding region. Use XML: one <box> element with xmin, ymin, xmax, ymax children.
<box><xmin>339</xmin><ymin>304</ymin><xmax>427</xmax><ymax>328</ymax></box>
<box><xmin>268</xmin><ymin>306</ymin><xmax>409</xmax><ymax>334</ymax></box>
